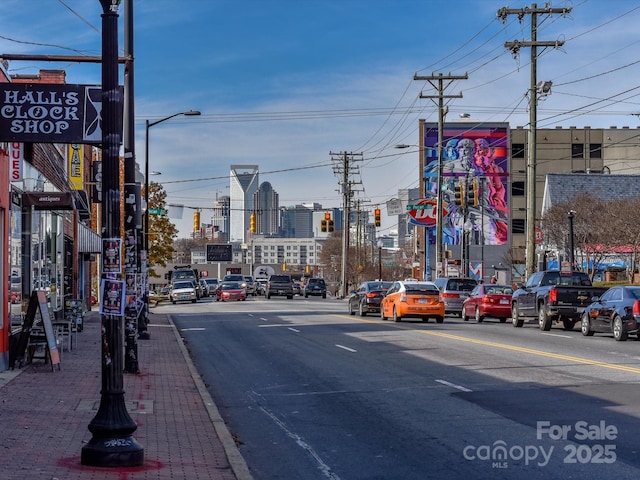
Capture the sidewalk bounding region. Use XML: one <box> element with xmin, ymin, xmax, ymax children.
<box><xmin>0</xmin><ymin>310</ymin><xmax>252</xmax><ymax>480</ymax></box>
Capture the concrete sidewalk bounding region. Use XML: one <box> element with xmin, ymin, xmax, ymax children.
<box><xmin>0</xmin><ymin>310</ymin><xmax>252</xmax><ymax>480</ymax></box>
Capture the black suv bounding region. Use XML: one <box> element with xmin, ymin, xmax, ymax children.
<box><xmin>266</xmin><ymin>274</ymin><xmax>294</xmax><ymax>299</ymax></box>
<box><xmin>304</xmin><ymin>278</ymin><xmax>327</xmax><ymax>298</ymax></box>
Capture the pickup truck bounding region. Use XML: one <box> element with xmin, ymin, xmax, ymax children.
<box><xmin>511</xmin><ymin>270</ymin><xmax>608</xmax><ymax>331</ymax></box>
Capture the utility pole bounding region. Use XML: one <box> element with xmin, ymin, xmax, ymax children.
<box><xmin>413</xmin><ymin>72</ymin><xmax>467</xmax><ymax>279</ymax></box>
<box><xmin>331</xmin><ymin>151</ymin><xmax>362</xmax><ymax>297</ymax></box>
<box><xmin>498</xmin><ymin>3</ymin><xmax>571</xmax><ymax>278</ymax></box>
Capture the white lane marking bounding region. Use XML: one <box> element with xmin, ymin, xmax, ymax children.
<box><xmin>260</xmin><ymin>317</ymin><xmax>269</xmax><ymax>322</ymax></box>
<box><xmin>435</xmin><ymin>379</ymin><xmax>473</xmax><ymax>392</ymax></box>
<box><xmin>288</xmin><ymin>327</ymin><xmax>300</xmax><ymax>333</ymax></box>
<box><xmin>335</xmin><ymin>344</ymin><xmax>357</xmax><ymax>353</ymax></box>
<box><xmin>541</xmin><ymin>332</ymin><xmax>573</xmax><ymax>339</ymax></box>
<box><xmin>180</xmin><ymin>328</ymin><xmax>206</xmax><ymax>331</ymax></box>
<box><xmin>259</xmin><ymin>405</ymin><xmax>342</xmax><ymax>480</ymax></box>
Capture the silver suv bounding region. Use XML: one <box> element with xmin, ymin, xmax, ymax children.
<box><xmin>433</xmin><ymin>277</ymin><xmax>478</xmax><ymax>317</ymax></box>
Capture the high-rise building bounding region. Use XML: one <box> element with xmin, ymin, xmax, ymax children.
<box><xmin>211</xmin><ymin>195</ymin><xmax>230</xmax><ymax>242</ymax></box>
<box><xmin>229</xmin><ymin>165</ymin><xmax>259</xmax><ymax>243</ymax></box>
<box><xmin>253</xmin><ymin>181</ymin><xmax>279</xmax><ymax>235</ymax></box>
<box><xmin>281</xmin><ymin>203</ymin><xmax>322</xmax><ymax>238</ymax></box>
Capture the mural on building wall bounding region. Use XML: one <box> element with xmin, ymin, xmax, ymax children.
<box><xmin>423</xmin><ymin>123</ymin><xmax>510</xmax><ymax>246</ymax></box>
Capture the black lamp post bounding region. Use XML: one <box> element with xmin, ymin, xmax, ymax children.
<box><xmin>82</xmin><ymin>0</ymin><xmax>143</xmax><ymax>466</ymax></box>
<box><xmin>568</xmin><ymin>210</ymin><xmax>576</xmax><ymax>270</ymax></box>
<box><xmin>377</xmin><ymin>239</ymin><xmax>383</xmax><ymax>281</ymax></box>
<box><xmin>142</xmin><ymin>110</ymin><xmax>200</xmax><ymax>337</ymax></box>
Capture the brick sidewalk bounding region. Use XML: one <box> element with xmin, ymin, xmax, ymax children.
<box><xmin>0</xmin><ymin>311</ymin><xmax>252</xmax><ymax>480</ymax></box>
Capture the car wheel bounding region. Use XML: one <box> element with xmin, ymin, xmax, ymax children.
<box><xmin>475</xmin><ymin>307</ymin><xmax>484</xmax><ymax>323</ymax></box>
<box><xmin>349</xmin><ymin>302</ymin><xmax>355</xmax><ymax>315</ymax></box>
<box><xmin>581</xmin><ymin>313</ymin><xmax>594</xmax><ymax>336</ymax></box>
<box><xmin>613</xmin><ymin>315</ymin><xmax>628</xmax><ymax>341</ymax></box>
<box><xmin>380</xmin><ymin>306</ymin><xmax>386</xmax><ymax>321</ymax></box>
<box><xmin>393</xmin><ymin>307</ymin><xmax>401</xmax><ymax>323</ymax></box>
<box><xmin>322</xmin><ymin>293</ymin><xmax>326</xmax><ymax>298</ymax></box>
<box><xmin>172</xmin><ymin>300</ymin><xmax>176</xmax><ymax>304</ymax></box>
<box><xmin>435</xmin><ymin>316</ymin><xmax>444</xmax><ymax>324</ymax></box>
<box><xmin>192</xmin><ymin>299</ymin><xmax>197</xmax><ymax>303</ymax></box>
<box><xmin>422</xmin><ymin>317</ymin><xmax>429</xmax><ymax>323</ymax></box>
<box><xmin>462</xmin><ymin>308</ymin><xmax>470</xmax><ymax>321</ymax></box>
<box><xmin>359</xmin><ymin>303</ymin><xmax>366</xmax><ymax>317</ymax></box>
<box><xmin>562</xmin><ymin>319</ymin><xmax>576</xmax><ymax>331</ymax></box>
<box><xmin>512</xmin><ymin>303</ymin><xmax>524</xmax><ymax>328</ymax></box>
<box><xmin>538</xmin><ymin>304</ymin><xmax>552</xmax><ymax>331</ymax></box>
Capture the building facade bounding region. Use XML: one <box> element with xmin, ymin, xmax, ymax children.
<box><xmin>229</xmin><ymin>165</ymin><xmax>259</xmax><ymax>243</ymax></box>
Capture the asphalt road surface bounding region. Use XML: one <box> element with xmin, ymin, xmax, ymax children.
<box><xmin>166</xmin><ymin>295</ymin><xmax>640</xmax><ymax>480</ymax></box>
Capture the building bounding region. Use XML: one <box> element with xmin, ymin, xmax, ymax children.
<box><xmin>253</xmin><ymin>181</ymin><xmax>279</xmax><ymax>235</ymax></box>
<box><xmin>229</xmin><ymin>165</ymin><xmax>259</xmax><ymax>243</ymax></box>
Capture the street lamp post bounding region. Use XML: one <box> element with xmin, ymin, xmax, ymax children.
<box><xmin>142</xmin><ymin>110</ymin><xmax>200</xmax><ymax>338</ymax></box>
<box><xmin>377</xmin><ymin>239</ymin><xmax>383</xmax><ymax>281</ymax></box>
<box><xmin>567</xmin><ymin>210</ymin><xmax>576</xmax><ymax>270</ymax></box>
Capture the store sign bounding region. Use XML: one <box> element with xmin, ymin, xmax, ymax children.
<box><xmin>0</xmin><ymin>83</ymin><xmax>123</xmax><ymax>144</ymax></box>
<box><xmin>22</xmin><ymin>192</ymin><xmax>75</xmax><ymax>210</ymax></box>
<box><xmin>9</xmin><ymin>142</ymin><xmax>23</xmax><ymax>181</ymax></box>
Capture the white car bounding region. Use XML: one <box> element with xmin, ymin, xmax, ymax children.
<box><xmin>170</xmin><ymin>281</ymin><xmax>197</xmax><ymax>304</ymax></box>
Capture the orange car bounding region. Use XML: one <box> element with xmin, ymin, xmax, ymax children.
<box><xmin>380</xmin><ymin>281</ymin><xmax>444</xmax><ymax>323</ymax></box>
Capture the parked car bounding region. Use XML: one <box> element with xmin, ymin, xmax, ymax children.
<box><xmin>304</xmin><ymin>278</ymin><xmax>327</xmax><ymax>298</ymax></box>
<box><xmin>293</xmin><ymin>281</ymin><xmax>302</xmax><ymax>296</ymax></box>
<box><xmin>581</xmin><ymin>286</ymin><xmax>640</xmax><ymax>341</ymax></box>
<box><xmin>348</xmin><ymin>281</ymin><xmax>393</xmax><ymax>316</ymax></box>
<box><xmin>169</xmin><ymin>280</ymin><xmax>198</xmax><ymax>304</ymax></box>
<box><xmin>380</xmin><ymin>280</ymin><xmax>444</xmax><ymax>323</ymax></box>
<box><xmin>266</xmin><ymin>274</ymin><xmax>294</xmax><ymax>299</ymax></box>
<box><xmin>462</xmin><ymin>284</ymin><xmax>514</xmax><ymax>323</ymax></box>
<box><xmin>218</xmin><ymin>281</ymin><xmax>247</xmax><ymax>302</ymax></box>
<box><xmin>433</xmin><ymin>277</ymin><xmax>478</xmax><ymax>317</ymax></box>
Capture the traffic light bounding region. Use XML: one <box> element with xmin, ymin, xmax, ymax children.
<box><xmin>467</xmin><ymin>178</ymin><xmax>478</xmax><ymax>207</ymax></box>
<box><xmin>321</xmin><ymin>219</ymin><xmax>327</xmax><ymax>232</ymax></box>
<box><xmin>374</xmin><ymin>208</ymin><xmax>381</xmax><ymax>227</ymax></box>
<box><xmin>327</xmin><ymin>219</ymin><xmax>334</xmax><ymax>232</ymax></box>
<box><xmin>249</xmin><ymin>212</ymin><xmax>256</xmax><ymax>233</ymax></box>
<box><xmin>454</xmin><ymin>181</ymin><xmax>464</xmax><ymax>207</ymax></box>
<box><xmin>321</xmin><ymin>212</ymin><xmax>331</xmax><ymax>232</ymax></box>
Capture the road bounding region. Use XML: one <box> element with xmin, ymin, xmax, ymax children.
<box><xmin>164</xmin><ymin>295</ymin><xmax>640</xmax><ymax>480</ymax></box>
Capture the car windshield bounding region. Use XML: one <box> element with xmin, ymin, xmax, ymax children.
<box><xmin>221</xmin><ymin>282</ymin><xmax>240</xmax><ymax>290</ymax></box>
<box><xmin>173</xmin><ymin>282</ymin><xmax>193</xmax><ymax>289</ymax></box>
<box><xmin>447</xmin><ymin>279</ymin><xmax>477</xmax><ymax>291</ymax></box>
<box><xmin>368</xmin><ymin>281</ymin><xmax>392</xmax><ymax>291</ymax></box>
<box><xmin>484</xmin><ymin>286</ymin><xmax>514</xmax><ymax>295</ymax></box>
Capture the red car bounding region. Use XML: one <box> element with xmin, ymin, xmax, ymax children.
<box><xmin>462</xmin><ymin>284</ymin><xmax>514</xmax><ymax>323</ymax></box>
<box><xmin>218</xmin><ymin>281</ymin><xmax>247</xmax><ymax>302</ymax></box>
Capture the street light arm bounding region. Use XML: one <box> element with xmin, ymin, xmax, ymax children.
<box><xmin>147</xmin><ymin>110</ymin><xmax>201</xmax><ymax>128</ymax></box>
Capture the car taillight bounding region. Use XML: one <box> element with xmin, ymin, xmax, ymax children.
<box><xmin>400</xmin><ymin>292</ymin><xmax>407</xmax><ymax>302</ymax></box>
<box><xmin>441</xmin><ymin>292</ymin><xmax>458</xmax><ymax>298</ymax></box>
<box><xmin>365</xmin><ymin>292</ymin><xmax>378</xmax><ymax>298</ymax></box>
<box><xmin>549</xmin><ymin>288</ymin><xmax>557</xmax><ymax>303</ymax></box>
<box><xmin>482</xmin><ymin>296</ymin><xmax>493</xmax><ymax>304</ymax></box>
<box><xmin>633</xmin><ymin>300</ymin><xmax>640</xmax><ymax>316</ymax></box>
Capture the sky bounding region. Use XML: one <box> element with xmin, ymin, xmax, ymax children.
<box><xmin>2</xmin><ymin>0</ymin><xmax>640</xmax><ymax>239</ymax></box>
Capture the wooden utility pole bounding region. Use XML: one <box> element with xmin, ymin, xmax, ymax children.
<box><xmin>413</xmin><ymin>73</ymin><xmax>467</xmax><ymax>279</ymax></box>
<box><xmin>498</xmin><ymin>3</ymin><xmax>571</xmax><ymax>278</ymax></box>
<box><xmin>331</xmin><ymin>151</ymin><xmax>362</xmax><ymax>297</ymax></box>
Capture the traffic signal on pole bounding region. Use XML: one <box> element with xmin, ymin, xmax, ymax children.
<box><xmin>321</xmin><ymin>219</ymin><xmax>327</xmax><ymax>232</ymax></box>
<box><xmin>327</xmin><ymin>219</ymin><xmax>334</xmax><ymax>232</ymax></box>
<box><xmin>249</xmin><ymin>212</ymin><xmax>256</xmax><ymax>233</ymax></box>
<box><xmin>467</xmin><ymin>178</ymin><xmax>478</xmax><ymax>207</ymax></box>
<box><xmin>454</xmin><ymin>181</ymin><xmax>464</xmax><ymax>207</ymax></box>
<box><xmin>322</xmin><ymin>212</ymin><xmax>331</xmax><ymax>232</ymax></box>
<box><xmin>374</xmin><ymin>208</ymin><xmax>381</xmax><ymax>227</ymax></box>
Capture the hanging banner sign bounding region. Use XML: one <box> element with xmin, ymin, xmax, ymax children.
<box><xmin>0</xmin><ymin>83</ymin><xmax>123</xmax><ymax>144</ymax></box>
<box><xmin>68</xmin><ymin>144</ymin><xmax>84</xmax><ymax>190</ymax></box>
<box><xmin>9</xmin><ymin>142</ymin><xmax>23</xmax><ymax>181</ymax></box>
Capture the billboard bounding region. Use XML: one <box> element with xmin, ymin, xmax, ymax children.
<box><xmin>421</xmin><ymin>122</ymin><xmax>509</xmax><ymax>246</ymax></box>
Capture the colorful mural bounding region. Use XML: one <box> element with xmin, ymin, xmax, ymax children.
<box><xmin>421</xmin><ymin>123</ymin><xmax>510</xmax><ymax>246</ymax></box>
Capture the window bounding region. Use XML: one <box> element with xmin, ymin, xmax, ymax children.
<box><xmin>512</xmin><ymin>219</ymin><xmax>525</xmax><ymax>234</ymax></box>
<box><xmin>589</xmin><ymin>143</ymin><xmax>602</xmax><ymax>158</ymax></box>
<box><xmin>512</xmin><ymin>181</ymin><xmax>525</xmax><ymax>196</ymax></box>
<box><xmin>571</xmin><ymin>143</ymin><xmax>584</xmax><ymax>159</ymax></box>
<box><xmin>512</xmin><ymin>143</ymin><xmax>525</xmax><ymax>158</ymax></box>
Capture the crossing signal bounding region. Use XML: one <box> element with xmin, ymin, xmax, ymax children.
<box><xmin>374</xmin><ymin>208</ymin><xmax>381</xmax><ymax>227</ymax></box>
<box><xmin>249</xmin><ymin>212</ymin><xmax>257</xmax><ymax>233</ymax></box>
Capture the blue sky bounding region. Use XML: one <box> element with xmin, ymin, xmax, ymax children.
<box><xmin>2</xmin><ymin>0</ymin><xmax>640</xmax><ymax>238</ymax></box>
